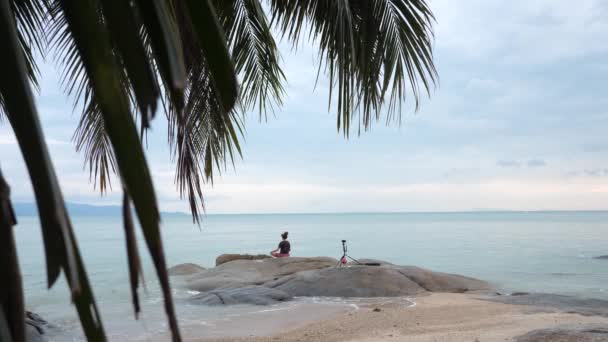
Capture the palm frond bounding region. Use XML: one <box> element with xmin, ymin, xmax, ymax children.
<box><xmin>73</xmin><ymin>99</ymin><xmax>116</xmax><ymax>194</ymax></box>
<box><xmin>269</xmin><ymin>0</ymin><xmax>437</xmax><ymax>135</ymax></box>
<box><xmin>134</xmin><ymin>0</ymin><xmax>186</xmax><ymax>114</ymax></box>
<box><xmin>99</xmin><ymin>0</ymin><xmax>160</xmax><ymax>127</ymax></box>
<box><xmin>0</xmin><ymin>169</ymin><xmax>24</xmax><ymax>342</ymax></box>
<box><xmin>54</xmin><ymin>0</ymin><xmax>182</xmax><ymax>340</ymax></box>
<box><xmin>168</xmin><ymin>0</ymin><xmax>242</xmax><ymax>223</ymax></box>
<box><xmin>0</xmin><ymin>1</ymin><xmax>106</xmax><ymax>340</ymax></box>
<box><xmin>122</xmin><ymin>191</ymin><xmax>143</xmax><ymax>318</ymax></box>
<box><xmin>10</xmin><ymin>0</ymin><xmax>48</xmax><ymax>89</ymax></box>
<box><xmin>215</xmin><ymin>0</ymin><xmax>285</xmax><ymax>117</ymax></box>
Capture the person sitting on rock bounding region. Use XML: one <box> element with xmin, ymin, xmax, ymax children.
<box><xmin>270</xmin><ymin>231</ymin><xmax>290</xmax><ymax>258</ymax></box>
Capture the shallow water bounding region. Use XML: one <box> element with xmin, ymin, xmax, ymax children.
<box><xmin>14</xmin><ymin>211</ymin><xmax>608</xmax><ymax>340</ymax></box>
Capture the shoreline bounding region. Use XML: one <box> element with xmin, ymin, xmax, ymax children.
<box><xmin>188</xmin><ymin>293</ymin><xmax>608</xmax><ymax>342</ymax></box>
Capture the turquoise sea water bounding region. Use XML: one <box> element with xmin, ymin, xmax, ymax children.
<box><xmin>14</xmin><ymin>211</ymin><xmax>608</xmax><ymax>340</ymax></box>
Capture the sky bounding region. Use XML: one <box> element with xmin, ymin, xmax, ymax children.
<box><xmin>2</xmin><ymin>0</ymin><xmax>608</xmax><ymax>214</ymax></box>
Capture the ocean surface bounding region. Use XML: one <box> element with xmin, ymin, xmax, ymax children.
<box><xmin>14</xmin><ymin>211</ymin><xmax>608</xmax><ymax>341</ymax></box>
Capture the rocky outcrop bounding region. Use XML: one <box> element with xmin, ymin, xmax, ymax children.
<box><xmin>265</xmin><ymin>264</ymin><xmax>488</xmax><ymax>297</ymax></box>
<box><xmin>516</xmin><ymin>327</ymin><xmax>608</xmax><ymax>342</ymax></box>
<box><xmin>168</xmin><ymin>263</ymin><xmax>205</xmax><ymax>276</ymax></box>
<box><xmin>265</xmin><ymin>266</ymin><xmax>427</xmax><ymax>297</ymax></box>
<box><xmin>594</xmin><ymin>255</ymin><xmax>608</xmax><ymax>260</ymax></box>
<box><xmin>488</xmin><ymin>293</ymin><xmax>608</xmax><ymax>317</ymax></box>
<box><xmin>180</xmin><ymin>255</ymin><xmax>489</xmax><ymax>306</ymax></box>
<box><xmin>25</xmin><ymin>311</ymin><xmax>49</xmax><ymax>342</ymax></box>
<box><xmin>189</xmin><ymin>286</ymin><xmax>291</xmax><ymax>306</ymax></box>
<box><xmin>186</xmin><ymin>257</ymin><xmax>337</xmax><ymax>292</ymax></box>
<box><xmin>215</xmin><ymin>253</ymin><xmax>271</xmax><ymax>266</ymax></box>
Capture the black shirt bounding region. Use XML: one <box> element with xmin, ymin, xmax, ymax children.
<box><xmin>278</xmin><ymin>240</ymin><xmax>291</xmax><ymax>254</ymax></box>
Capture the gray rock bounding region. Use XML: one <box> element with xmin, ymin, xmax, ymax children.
<box><xmin>266</xmin><ymin>266</ymin><xmax>428</xmax><ymax>297</ymax></box>
<box><xmin>186</xmin><ymin>257</ymin><xmax>337</xmax><ymax>292</ymax></box>
<box><xmin>215</xmin><ymin>253</ymin><xmax>271</xmax><ymax>266</ymax></box>
<box><xmin>26</xmin><ymin>324</ymin><xmax>47</xmax><ymax>342</ymax></box>
<box><xmin>265</xmin><ymin>264</ymin><xmax>489</xmax><ymax>298</ymax></box>
<box><xmin>355</xmin><ymin>258</ymin><xmax>394</xmax><ymax>266</ymax></box>
<box><xmin>516</xmin><ymin>327</ymin><xmax>608</xmax><ymax>342</ymax></box>
<box><xmin>394</xmin><ymin>266</ymin><xmax>489</xmax><ymax>293</ymax></box>
<box><xmin>488</xmin><ymin>293</ymin><xmax>608</xmax><ymax>317</ymax></box>
<box><xmin>168</xmin><ymin>263</ymin><xmax>205</xmax><ymax>276</ymax></box>
<box><xmin>190</xmin><ymin>286</ymin><xmax>291</xmax><ymax>306</ymax></box>
<box><xmin>25</xmin><ymin>311</ymin><xmax>49</xmax><ymax>342</ymax></box>
<box><xmin>594</xmin><ymin>255</ymin><xmax>608</xmax><ymax>260</ymax></box>
<box><xmin>183</xmin><ymin>256</ymin><xmax>489</xmax><ymax>304</ymax></box>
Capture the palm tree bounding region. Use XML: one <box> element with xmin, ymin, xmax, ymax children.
<box><xmin>0</xmin><ymin>0</ymin><xmax>437</xmax><ymax>341</ymax></box>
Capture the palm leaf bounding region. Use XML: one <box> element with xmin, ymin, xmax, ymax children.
<box><xmin>10</xmin><ymin>0</ymin><xmax>47</xmax><ymax>89</ymax></box>
<box><xmin>99</xmin><ymin>0</ymin><xmax>160</xmax><ymax>127</ymax></box>
<box><xmin>122</xmin><ymin>191</ymin><xmax>143</xmax><ymax>318</ymax></box>
<box><xmin>269</xmin><ymin>0</ymin><xmax>437</xmax><ymax>135</ymax></box>
<box><xmin>0</xmin><ymin>1</ymin><xmax>106</xmax><ymax>340</ymax></box>
<box><xmin>168</xmin><ymin>0</ymin><xmax>241</xmax><ymax>222</ymax></box>
<box><xmin>215</xmin><ymin>0</ymin><xmax>285</xmax><ymax>117</ymax></box>
<box><xmin>134</xmin><ymin>0</ymin><xmax>186</xmax><ymax>114</ymax></box>
<box><xmin>54</xmin><ymin>0</ymin><xmax>181</xmax><ymax>340</ymax></box>
<box><xmin>0</xmin><ymin>169</ymin><xmax>24</xmax><ymax>342</ymax></box>
<box><xmin>73</xmin><ymin>99</ymin><xmax>116</xmax><ymax>194</ymax></box>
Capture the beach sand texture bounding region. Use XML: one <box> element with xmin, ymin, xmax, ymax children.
<box><xmin>199</xmin><ymin>293</ymin><xmax>608</xmax><ymax>342</ymax></box>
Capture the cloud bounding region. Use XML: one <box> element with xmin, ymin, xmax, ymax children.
<box><xmin>527</xmin><ymin>159</ymin><xmax>546</xmax><ymax>167</ymax></box>
<box><xmin>497</xmin><ymin>160</ymin><xmax>520</xmax><ymax>168</ymax></box>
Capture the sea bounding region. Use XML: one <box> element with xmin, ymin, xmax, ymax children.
<box><xmin>14</xmin><ymin>211</ymin><xmax>608</xmax><ymax>341</ymax></box>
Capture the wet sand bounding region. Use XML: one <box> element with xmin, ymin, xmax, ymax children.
<box><xmin>196</xmin><ymin>293</ymin><xmax>608</xmax><ymax>342</ymax></box>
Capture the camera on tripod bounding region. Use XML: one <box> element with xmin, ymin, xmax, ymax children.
<box><xmin>337</xmin><ymin>239</ymin><xmax>360</xmax><ymax>266</ymax></box>
<box><xmin>337</xmin><ymin>240</ymin><xmax>380</xmax><ymax>267</ymax></box>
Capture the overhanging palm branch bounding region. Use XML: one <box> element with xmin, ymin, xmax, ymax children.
<box><xmin>270</xmin><ymin>0</ymin><xmax>437</xmax><ymax>134</ymax></box>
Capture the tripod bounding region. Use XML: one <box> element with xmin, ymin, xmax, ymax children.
<box><xmin>336</xmin><ymin>240</ymin><xmax>362</xmax><ymax>267</ymax></box>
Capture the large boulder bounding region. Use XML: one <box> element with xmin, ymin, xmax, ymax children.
<box><xmin>189</xmin><ymin>286</ymin><xmax>291</xmax><ymax>306</ymax></box>
<box><xmin>265</xmin><ymin>265</ymin><xmax>488</xmax><ymax>297</ymax></box>
<box><xmin>488</xmin><ymin>293</ymin><xmax>608</xmax><ymax>317</ymax></box>
<box><xmin>265</xmin><ymin>266</ymin><xmax>427</xmax><ymax>297</ymax></box>
<box><xmin>168</xmin><ymin>263</ymin><xmax>205</xmax><ymax>276</ymax></box>
<box><xmin>516</xmin><ymin>327</ymin><xmax>608</xmax><ymax>342</ymax></box>
<box><xmin>25</xmin><ymin>311</ymin><xmax>49</xmax><ymax>342</ymax></box>
<box><xmin>594</xmin><ymin>255</ymin><xmax>608</xmax><ymax>260</ymax></box>
<box><xmin>215</xmin><ymin>253</ymin><xmax>271</xmax><ymax>266</ymax></box>
<box><xmin>185</xmin><ymin>257</ymin><xmax>337</xmax><ymax>292</ymax></box>
<box><xmin>183</xmin><ymin>256</ymin><xmax>489</xmax><ymax>306</ymax></box>
<box><xmin>395</xmin><ymin>266</ymin><xmax>489</xmax><ymax>293</ymax></box>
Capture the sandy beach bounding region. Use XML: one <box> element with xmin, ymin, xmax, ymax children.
<box><xmin>196</xmin><ymin>293</ymin><xmax>608</xmax><ymax>342</ymax></box>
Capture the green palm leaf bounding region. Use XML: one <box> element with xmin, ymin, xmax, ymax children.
<box><xmin>0</xmin><ymin>1</ymin><xmax>106</xmax><ymax>340</ymax></box>
<box><xmin>269</xmin><ymin>0</ymin><xmax>437</xmax><ymax>135</ymax></box>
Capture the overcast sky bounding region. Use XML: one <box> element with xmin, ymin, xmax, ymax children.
<box><xmin>2</xmin><ymin>0</ymin><xmax>608</xmax><ymax>214</ymax></box>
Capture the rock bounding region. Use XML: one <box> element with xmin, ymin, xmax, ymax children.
<box><xmin>594</xmin><ymin>255</ymin><xmax>608</xmax><ymax>260</ymax></box>
<box><xmin>488</xmin><ymin>293</ymin><xmax>608</xmax><ymax>317</ymax></box>
<box><xmin>265</xmin><ymin>264</ymin><xmax>488</xmax><ymax>298</ymax></box>
<box><xmin>186</xmin><ymin>257</ymin><xmax>337</xmax><ymax>292</ymax></box>
<box><xmin>516</xmin><ymin>327</ymin><xmax>608</xmax><ymax>342</ymax></box>
<box><xmin>26</xmin><ymin>324</ymin><xmax>47</xmax><ymax>342</ymax></box>
<box><xmin>373</xmin><ymin>308</ymin><xmax>381</xmax><ymax>312</ymax></box>
<box><xmin>183</xmin><ymin>256</ymin><xmax>489</xmax><ymax>305</ymax></box>
<box><xmin>168</xmin><ymin>263</ymin><xmax>205</xmax><ymax>276</ymax></box>
<box><xmin>394</xmin><ymin>266</ymin><xmax>489</xmax><ymax>293</ymax></box>
<box><xmin>215</xmin><ymin>254</ymin><xmax>271</xmax><ymax>266</ymax></box>
<box><xmin>189</xmin><ymin>286</ymin><xmax>292</xmax><ymax>306</ymax></box>
<box><xmin>355</xmin><ymin>258</ymin><xmax>394</xmax><ymax>266</ymax></box>
<box><xmin>511</xmin><ymin>292</ymin><xmax>530</xmax><ymax>296</ymax></box>
<box><xmin>266</xmin><ymin>266</ymin><xmax>427</xmax><ymax>297</ymax></box>
<box><xmin>25</xmin><ymin>311</ymin><xmax>49</xmax><ymax>342</ymax></box>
